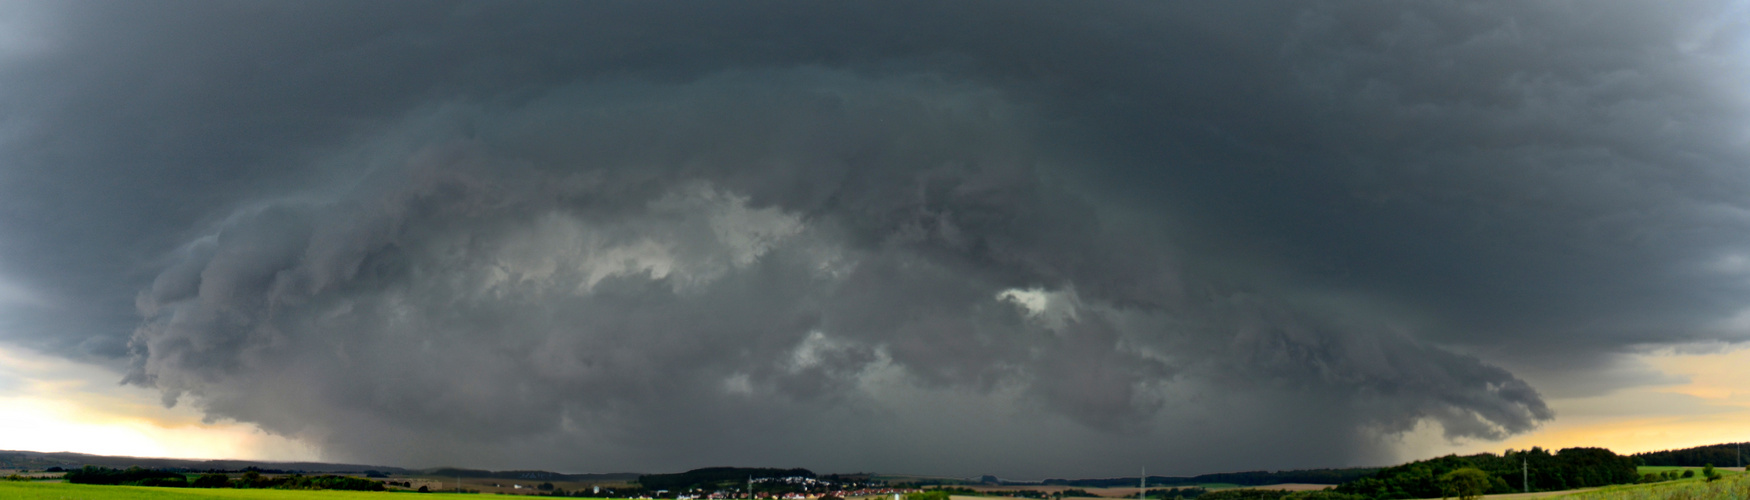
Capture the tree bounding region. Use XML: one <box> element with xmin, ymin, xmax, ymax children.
<box><xmin>1702</xmin><ymin>465</ymin><xmax>1722</xmax><ymax>483</ymax></box>
<box><xmin>1439</xmin><ymin>469</ymin><xmax>1489</xmax><ymax>500</ymax></box>
<box><xmin>1682</xmin><ymin>470</ymin><xmax>1695</xmax><ymax>479</ymax></box>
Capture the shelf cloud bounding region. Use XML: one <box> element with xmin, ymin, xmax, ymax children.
<box><xmin>1</xmin><ymin>1</ymin><xmax>1747</xmax><ymax>477</ymax></box>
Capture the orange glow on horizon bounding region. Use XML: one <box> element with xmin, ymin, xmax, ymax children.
<box><xmin>0</xmin><ymin>345</ymin><xmax>320</xmax><ymax>462</ymax></box>
<box><xmin>1436</xmin><ymin>347</ymin><xmax>1750</xmax><ymax>459</ymax></box>
<box><xmin>6</xmin><ymin>343</ymin><xmax>1750</xmax><ymax>466</ymax></box>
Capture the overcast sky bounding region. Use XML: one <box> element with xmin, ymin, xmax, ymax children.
<box><xmin>2</xmin><ymin>0</ymin><xmax>1750</xmax><ymax>479</ymax></box>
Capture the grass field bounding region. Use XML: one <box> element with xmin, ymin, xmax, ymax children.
<box><xmin>1553</xmin><ymin>473</ymin><xmax>1750</xmax><ymax>500</ymax></box>
<box><xmin>0</xmin><ymin>481</ymin><xmax>506</xmax><ymax>499</ymax></box>
<box><xmin>16</xmin><ymin>476</ymin><xmax>1745</xmax><ymax>500</ymax></box>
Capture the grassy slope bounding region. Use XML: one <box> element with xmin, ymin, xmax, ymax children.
<box><xmin>1553</xmin><ymin>473</ymin><xmax>1750</xmax><ymax>500</ymax></box>
<box><xmin>0</xmin><ymin>481</ymin><xmax>515</xmax><ymax>499</ymax></box>
<box><xmin>1467</xmin><ymin>468</ymin><xmax>1746</xmax><ymax>500</ymax></box>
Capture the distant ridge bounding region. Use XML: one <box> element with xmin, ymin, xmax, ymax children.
<box><xmin>0</xmin><ymin>449</ymin><xmax>635</xmax><ymax>481</ymax></box>
<box><xmin>0</xmin><ymin>450</ymin><xmax>411</xmax><ymax>474</ymax></box>
<box><xmin>1035</xmin><ymin>469</ymin><xmax>1381</xmax><ymax>487</ymax></box>
<box><xmin>424</xmin><ymin>467</ymin><xmax>640</xmax><ymax>482</ymax></box>
<box><xmin>0</xmin><ymin>449</ymin><xmax>1371</xmax><ymax>486</ymax></box>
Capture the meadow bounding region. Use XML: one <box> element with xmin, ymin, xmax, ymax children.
<box><xmin>6</xmin><ymin>469</ymin><xmax>1749</xmax><ymax>500</ymax></box>
<box><xmin>1554</xmin><ymin>473</ymin><xmax>1750</xmax><ymax>500</ymax></box>
<box><xmin>0</xmin><ymin>481</ymin><xmax>491</xmax><ymax>500</ymax></box>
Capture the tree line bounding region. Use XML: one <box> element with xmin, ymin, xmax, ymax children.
<box><xmin>1334</xmin><ymin>447</ymin><xmax>1637</xmax><ymax>500</ymax></box>
<box><xmin>1644</xmin><ymin>464</ymin><xmax>1725</xmax><ymax>484</ymax></box>
<box><xmin>1147</xmin><ymin>487</ymin><xmax>1210</xmax><ymax>499</ymax></box>
<box><xmin>62</xmin><ymin>466</ymin><xmax>384</xmax><ymax>491</ymax></box>
<box><xmin>1199</xmin><ymin>490</ymin><xmax>1364</xmax><ymax>500</ymax></box>
<box><xmin>1632</xmin><ymin>443</ymin><xmax>1748</xmax><ymax>468</ymax></box>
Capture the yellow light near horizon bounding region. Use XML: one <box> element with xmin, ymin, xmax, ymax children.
<box><xmin>1644</xmin><ymin>347</ymin><xmax>1750</xmax><ymax>409</ymax></box>
<box><xmin>0</xmin><ymin>345</ymin><xmax>321</xmax><ymax>462</ymax></box>
<box><xmin>7</xmin><ymin>341</ymin><xmax>1750</xmax><ymax>467</ymax></box>
<box><xmin>0</xmin><ymin>395</ymin><xmax>168</xmax><ymax>457</ymax></box>
<box><xmin>1436</xmin><ymin>347</ymin><xmax>1750</xmax><ymax>460</ymax></box>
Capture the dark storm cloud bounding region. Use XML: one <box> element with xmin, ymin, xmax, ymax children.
<box><xmin>0</xmin><ymin>0</ymin><xmax>1745</xmax><ymax>477</ymax></box>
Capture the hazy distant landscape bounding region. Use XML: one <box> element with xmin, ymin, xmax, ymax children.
<box><xmin>5</xmin><ymin>443</ymin><xmax>1749</xmax><ymax>499</ymax></box>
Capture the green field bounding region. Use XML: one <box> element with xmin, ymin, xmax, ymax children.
<box><xmin>1554</xmin><ymin>473</ymin><xmax>1750</xmax><ymax>500</ymax></box>
<box><xmin>0</xmin><ymin>481</ymin><xmax>533</xmax><ymax>499</ymax></box>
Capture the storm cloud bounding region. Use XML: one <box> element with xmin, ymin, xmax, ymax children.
<box><xmin>1</xmin><ymin>0</ymin><xmax>1747</xmax><ymax>477</ymax></box>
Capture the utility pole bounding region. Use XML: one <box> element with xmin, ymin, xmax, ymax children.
<box><xmin>1522</xmin><ymin>455</ymin><xmax>1528</xmax><ymax>493</ymax></box>
<box><xmin>1139</xmin><ymin>467</ymin><xmax>1146</xmax><ymax>500</ymax></box>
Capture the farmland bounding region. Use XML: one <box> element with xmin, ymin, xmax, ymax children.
<box><xmin>4</xmin><ymin>446</ymin><xmax>1747</xmax><ymax>500</ymax></box>
<box><xmin>7</xmin><ymin>472</ymin><xmax>1750</xmax><ymax>500</ymax></box>
<box><xmin>0</xmin><ymin>481</ymin><xmax>486</xmax><ymax>499</ymax></box>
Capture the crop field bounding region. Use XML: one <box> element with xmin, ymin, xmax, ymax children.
<box><xmin>0</xmin><ymin>481</ymin><xmax>513</xmax><ymax>500</ymax></box>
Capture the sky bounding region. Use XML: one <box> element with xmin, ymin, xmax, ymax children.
<box><xmin>2</xmin><ymin>0</ymin><xmax>1750</xmax><ymax>480</ymax></box>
